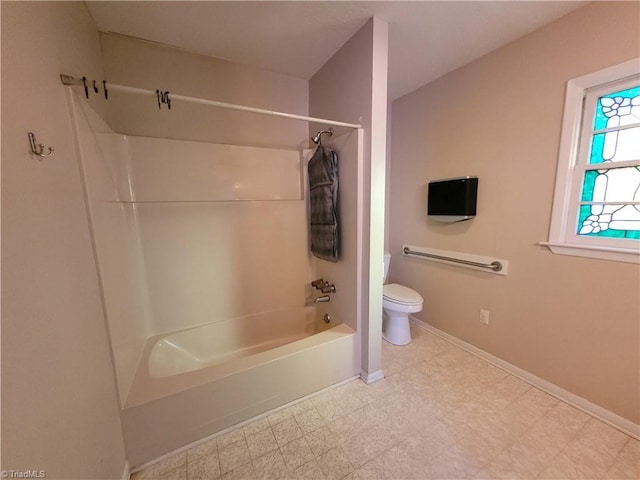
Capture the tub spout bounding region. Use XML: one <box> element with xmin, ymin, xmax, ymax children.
<box><xmin>310</xmin><ymin>294</ymin><xmax>330</xmax><ymax>304</ymax></box>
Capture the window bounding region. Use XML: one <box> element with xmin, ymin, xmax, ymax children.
<box><xmin>545</xmin><ymin>59</ymin><xmax>640</xmax><ymax>263</ymax></box>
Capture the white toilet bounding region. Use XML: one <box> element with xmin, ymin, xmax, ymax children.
<box><xmin>382</xmin><ymin>253</ymin><xmax>424</xmax><ymax>345</ymax></box>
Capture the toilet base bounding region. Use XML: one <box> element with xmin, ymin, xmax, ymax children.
<box><xmin>382</xmin><ymin>311</ymin><xmax>412</xmax><ymax>346</ymax></box>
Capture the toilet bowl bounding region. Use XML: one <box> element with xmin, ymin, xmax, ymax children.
<box><xmin>382</xmin><ymin>254</ymin><xmax>423</xmax><ymax>345</ymax></box>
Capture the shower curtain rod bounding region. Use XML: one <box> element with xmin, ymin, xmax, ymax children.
<box><xmin>60</xmin><ymin>74</ymin><xmax>362</xmax><ymax>129</ymax></box>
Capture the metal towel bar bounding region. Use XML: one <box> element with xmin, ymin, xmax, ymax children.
<box><xmin>402</xmin><ymin>246</ymin><xmax>502</xmax><ymax>272</ymax></box>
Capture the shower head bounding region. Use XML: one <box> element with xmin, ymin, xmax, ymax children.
<box><xmin>311</xmin><ymin>128</ymin><xmax>333</xmax><ymax>145</ymax></box>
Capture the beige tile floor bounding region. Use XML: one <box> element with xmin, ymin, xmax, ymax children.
<box><xmin>131</xmin><ymin>325</ymin><xmax>639</xmax><ymax>480</ymax></box>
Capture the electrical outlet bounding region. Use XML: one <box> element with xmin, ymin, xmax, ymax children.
<box><xmin>480</xmin><ymin>309</ymin><xmax>490</xmax><ymax>325</ymax></box>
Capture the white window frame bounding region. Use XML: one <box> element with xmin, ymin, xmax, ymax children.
<box><xmin>544</xmin><ymin>58</ymin><xmax>640</xmax><ymax>264</ymax></box>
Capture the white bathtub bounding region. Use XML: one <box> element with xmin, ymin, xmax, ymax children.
<box><xmin>122</xmin><ymin>307</ymin><xmax>358</xmax><ymax>467</ymax></box>
<box><xmin>148</xmin><ymin>307</ymin><xmax>333</xmax><ymax>378</ymax></box>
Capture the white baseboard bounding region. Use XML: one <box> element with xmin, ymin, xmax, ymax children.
<box><xmin>360</xmin><ymin>369</ymin><xmax>384</xmax><ymax>384</ymax></box>
<box><xmin>121</xmin><ymin>460</ymin><xmax>130</xmax><ymax>480</ymax></box>
<box><xmin>411</xmin><ymin>316</ymin><xmax>640</xmax><ymax>440</ymax></box>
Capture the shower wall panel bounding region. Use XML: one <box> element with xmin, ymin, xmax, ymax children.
<box><xmin>72</xmin><ymin>93</ymin><xmax>152</xmax><ymax>406</ymax></box>
<box><xmin>126</xmin><ymin>137</ymin><xmax>303</xmax><ymax>202</ymax></box>
<box><xmin>126</xmin><ymin>137</ymin><xmax>312</xmax><ymax>336</ymax></box>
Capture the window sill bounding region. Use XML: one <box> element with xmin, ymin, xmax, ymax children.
<box><xmin>539</xmin><ymin>241</ymin><xmax>640</xmax><ymax>264</ymax></box>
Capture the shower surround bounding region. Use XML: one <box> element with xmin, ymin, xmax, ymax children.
<box><xmin>70</xmin><ymin>92</ymin><xmax>361</xmax><ymax>465</ymax></box>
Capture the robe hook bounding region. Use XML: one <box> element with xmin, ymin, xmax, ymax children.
<box><xmin>28</xmin><ymin>132</ymin><xmax>54</xmax><ymax>158</ymax></box>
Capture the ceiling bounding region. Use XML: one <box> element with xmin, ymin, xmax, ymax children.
<box><xmin>87</xmin><ymin>1</ymin><xmax>587</xmax><ymax>100</ymax></box>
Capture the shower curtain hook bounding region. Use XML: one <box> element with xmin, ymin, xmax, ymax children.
<box><xmin>82</xmin><ymin>76</ymin><xmax>89</xmax><ymax>99</ymax></box>
<box><xmin>156</xmin><ymin>90</ymin><xmax>171</xmax><ymax>110</ymax></box>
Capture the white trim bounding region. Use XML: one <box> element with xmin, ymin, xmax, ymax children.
<box><xmin>360</xmin><ymin>369</ymin><xmax>385</xmax><ymax>384</ymax></box>
<box><xmin>592</xmin><ymin>123</ymin><xmax>640</xmax><ymax>135</ymax></box>
<box><xmin>549</xmin><ymin>78</ymin><xmax>584</xmax><ymax>241</ymax></box>
<box><xmin>546</xmin><ymin>58</ymin><xmax>640</xmax><ymax>262</ymax></box>
<box><xmin>580</xmin><ymin>201</ymin><xmax>640</xmax><ymax>206</ymax></box>
<box><xmin>364</xmin><ymin>17</ymin><xmax>389</xmax><ymax>381</ymax></box>
<box><xmin>539</xmin><ymin>241</ymin><xmax>640</xmax><ymax>263</ymax></box>
<box><xmin>572</xmin><ymin>60</ymin><xmax>640</xmax><ymax>89</ymax></box>
<box><xmin>410</xmin><ymin>317</ymin><xmax>640</xmax><ymax>440</ymax></box>
<box><xmin>578</xmin><ymin>159</ymin><xmax>640</xmax><ymax>171</ymax></box>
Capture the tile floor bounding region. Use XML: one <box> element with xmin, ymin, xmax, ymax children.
<box><xmin>131</xmin><ymin>324</ymin><xmax>639</xmax><ymax>480</ymax></box>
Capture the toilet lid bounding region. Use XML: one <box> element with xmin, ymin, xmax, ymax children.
<box><xmin>383</xmin><ymin>283</ymin><xmax>423</xmax><ymax>305</ymax></box>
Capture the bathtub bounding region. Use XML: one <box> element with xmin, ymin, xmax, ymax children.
<box><xmin>147</xmin><ymin>307</ymin><xmax>332</xmax><ymax>379</ymax></box>
<box><xmin>122</xmin><ymin>307</ymin><xmax>358</xmax><ymax>467</ymax></box>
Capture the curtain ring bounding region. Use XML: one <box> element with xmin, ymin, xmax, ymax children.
<box><xmin>156</xmin><ymin>90</ymin><xmax>171</xmax><ymax>110</ymax></box>
<box><xmin>82</xmin><ymin>76</ymin><xmax>89</xmax><ymax>99</ymax></box>
<box><xmin>103</xmin><ymin>80</ymin><xmax>108</xmax><ymax>100</ymax></box>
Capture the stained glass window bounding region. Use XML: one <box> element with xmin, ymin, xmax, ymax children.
<box><xmin>577</xmin><ymin>85</ymin><xmax>640</xmax><ymax>239</ymax></box>
<box><xmin>547</xmin><ymin>60</ymin><xmax>639</xmax><ymax>262</ymax></box>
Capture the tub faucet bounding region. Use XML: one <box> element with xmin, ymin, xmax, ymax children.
<box><xmin>321</xmin><ymin>283</ymin><xmax>336</xmax><ymax>294</ymax></box>
<box><xmin>313</xmin><ymin>294</ymin><xmax>331</xmax><ymax>303</ymax></box>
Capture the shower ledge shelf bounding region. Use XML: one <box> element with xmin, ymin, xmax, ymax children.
<box><xmin>112</xmin><ymin>198</ymin><xmax>303</xmax><ymax>204</ymax></box>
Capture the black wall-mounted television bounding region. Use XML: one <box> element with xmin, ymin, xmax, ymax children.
<box><xmin>427</xmin><ymin>176</ymin><xmax>478</xmax><ymax>223</ymax></box>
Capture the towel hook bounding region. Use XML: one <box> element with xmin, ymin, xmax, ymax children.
<box><xmin>28</xmin><ymin>132</ymin><xmax>54</xmax><ymax>158</ymax></box>
<box><xmin>311</xmin><ymin>128</ymin><xmax>333</xmax><ymax>145</ymax></box>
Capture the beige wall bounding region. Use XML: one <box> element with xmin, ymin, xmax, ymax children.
<box><xmin>1</xmin><ymin>2</ymin><xmax>127</xmax><ymax>478</ymax></box>
<box><xmin>309</xmin><ymin>18</ymin><xmax>389</xmax><ymax>380</ymax></box>
<box><xmin>101</xmin><ymin>33</ymin><xmax>308</xmax><ymax>150</ymax></box>
<box><xmin>389</xmin><ymin>2</ymin><xmax>640</xmax><ymax>424</ymax></box>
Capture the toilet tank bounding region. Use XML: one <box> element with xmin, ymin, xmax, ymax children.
<box><xmin>383</xmin><ymin>253</ymin><xmax>391</xmax><ymax>283</ymax></box>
